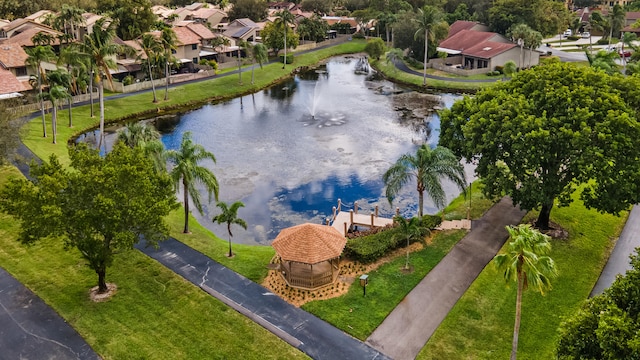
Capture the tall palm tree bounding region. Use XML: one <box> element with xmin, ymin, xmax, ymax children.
<box><xmin>414</xmin><ymin>6</ymin><xmax>446</xmax><ymax>86</ymax></box>
<box><xmin>139</xmin><ymin>33</ymin><xmax>163</xmax><ymax>103</ymax></box>
<box><xmin>507</xmin><ymin>23</ymin><xmax>532</xmax><ymax>70</ymax></box>
<box><xmin>25</xmin><ymin>45</ymin><xmax>57</xmax><ymax>138</ymax></box>
<box><xmin>212</xmin><ymin>201</ymin><xmax>247</xmax><ymax>257</ymax></box>
<box><xmin>160</xmin><ymin>27</ymin><xmax>178</xmax><ymax>101</ymax></box>
<box><xmin>42</xmin><ymin>69</ymin><xmax>71</xmax><ymax>145</ymax></box>
<box><xmin>608</xmin><ymin>4</ymin><xmax>625</xmax><ymax>47</ymax></box>
<box><xmin>249</xmin><ymin>43</ymin><xmax>268</xmax><ymax>85</ymax></box>
<box><xmin>494</xmin><ymin>224</ymin><xmax>558</xmax><ymax>360</ymax></box>
<box><xmin>383</xmin><ymin>145</ymin><xmax>465</xmax><ymax>217</ymax></box>
<box><xmin>57</xmin><ymin>43</ymin><xmax>86</xmax><ymax>127</ymax></box>
<box><xmin>165</xmin><ymin>132</ymin><xmax>219</xmax><ymax>233</ymax></box>
<box><xmin>56</xmin><ymin>5</ymin><xmax>85</xmax><ymax>40</ymax></box>
<box><xmin>393</xmin><ymin>215</ymin><xmax>426</xmax><ymax>270</ymax></box>
<box><xmin>82</xmin><ymin>18</ymin><xmax>122</xmax><ymax>150</ymax></box>
<box><xmin>31</xmin><ymin>32</ymin><xmax>55</xmax><ymax>46</ymax></box>
<box><xmin>275</xmin><ymin>10</ymin><xmax>296</xmax><ymax>69</ymax></box>
<box><xmin>117</xmin><ymin>122</ymin><xmax>165</xmax><ymax>171</ymax></box>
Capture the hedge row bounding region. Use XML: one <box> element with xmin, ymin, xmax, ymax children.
<box><xmin>343</xmin><ymin>215</ymin><xmax>441</xmax><ymax>263</ymax></box>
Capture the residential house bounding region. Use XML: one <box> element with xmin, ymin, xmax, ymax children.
<box><xmin>0</xmin><ymin>66</ymin><xmax>28</xmax><ymax>98</ymax></box>
<box><xmin>0</xmin><ymin>19</ymin><xmax>56</xmax><ymax>40</ymax></box>
<box><xmin>171</xmin><ymin>8</ymin><xmax>194</xmax><ymax>23</ymax></box>
<box><xmin>187</xmin><ymin>7</ymin><xmax>227</xmax><ymax>27</ymax></box>
<box><xmin>222</xmin><ymin>18</ymin><xmax>260</xmax><ymax>43</ymax></box>
<box><xmin>268</xmin><ymin>2</ymin><xmax>296</xmax><ymax>11</ymax></box>
<box><xmin>172</xmin><ymin>26</ymin><xmax>202</xmax><ymax>70</ymax></box>
<box><xmin>0</xmin><ymin>43</ymin><xmax>30</xmax><ymax>80</ymax></box>
<box><xmin>436</xmin><ymin>21</ymin><xmax>539</xmax><ymax>75</ymax></box>
<box><xmin>180</xmin><ymin>23</ymin><xmax>221</xmax><ymax>61</ymax></box>
<box><xmin>25</xmin><ymin>10</ymin><xmax>55</xmax><ymax>24</ymax></box>
<box><xmin>321</xmin><ymin>16</ymin><xmax>357</xmax><ymax>34</ymax></box>
<box><xmin>2</xmin><ymin>26</ymin><xmax>62</xmax><ymax>47</ymax></box>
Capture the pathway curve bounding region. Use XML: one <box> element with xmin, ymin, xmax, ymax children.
<box><xmin>135</xmin><ymin>239</ymin><xmax>389</xmax><ymax>360</ymax></box>
<box><xmin>366</xmin><ymin>197</ymin><xmax>527</xmax><ymax>360</ymax></box>
<box><xmin>0</xmin><ymin>267</ymin><xmax>100</xmax><ymax>360</ymax></box>
<box><xmin>590</xmin><ymin>205</ymin><xmax>640</xmax><ymax>296</ymax></box>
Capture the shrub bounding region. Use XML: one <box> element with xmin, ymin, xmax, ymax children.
<box><xmin>596</xmin><ymin>38</ymin><xmax>613</xmax><ymax>45</ymax></box>
<box><xmin>208</xmin><ymin>60</ymin><xmax>218</xmax><ymax>70</ymax></box>
<box><xmin>364</xmin><ymin>37</ymin><xmax>385</xmax><ymax>60</ymax></box>
<box><xmin>279</xmin><ymin>53</ymin><xmax>294</xmax><ymax>64</ymax></box>
<box><xmin>122</xmin><ymin>75</ymin><xmax>134</xmax><ymax>86</ymax></box>
<box><xmin>567</xmin><ymin>35</ymin><xmax>580</xmax><ymax>41</ymax></box>
<box><xmin>199</xmin><ymin>59</ymin><xmax>208</xmax><ymax>65</ymax></box>
<box><xmin>494</xmin><ymin>65</ymin><xmax>504</xmax><ymax>73</ymax></box>
<box><xmin>352</xmin><ymin>32</ymin><xmax>365</xmax><ymax>39</ymax></box>
<box><xmin>344</xmin><ymin>217</ymin><xmax>436</xmax><ymax>263</ymax></box>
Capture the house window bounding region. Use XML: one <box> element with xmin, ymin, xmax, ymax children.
<box><xmin>192</xmin><ymin>44</ymin><xmax>197</xmax><ymax>50</ymax></box>
<box><xmin>193</xmin><ymin>57</ymin><xmax>198</xmax><ymax>64</ymax></box>
<box><xmin>478</xmin><ymin>60</ymin><xmax>488</xmax><ymax>69</ymax></box>
<box><xmin>15</xmin><ymin>67</ymin><xmax>27</xmax><ymax>76</ymax></box>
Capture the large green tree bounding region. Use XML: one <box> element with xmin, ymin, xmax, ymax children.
<box><xmin>0</xmin><ymin>143</ymin><xmax>178</xmax><ymax>293</ymax></box>
<box><xmin>297</xmin><ymin>15</ymin><xmax>329</xmax><ymax>42</ymax></box>
<box><xmin>383</xmin><ymin>144</ymin><xmax>466</xmax><ymax>217</ymax></box>
<box><xmin>228</xmin><ymin>0</ymin><xmax>268</xmax><ymax>22</ymax></box>
<box><xmin>97</xmin><ymin>0</ymin><xmax>156</xmax><ymax>40</ymax></box>
<box><xmin>494</xmin><ymin>224</ymin><xmax>557</xmax><ymax>360</ymax></box>
<box><xmin>261</xmin><ymin>21</ymin><xmax>299</xmax><ymax>58</ymax></box>
<box><xmin>557</xmin><ymin>252</ymin><xmax>640</xmax><ymax>359</ymax></box>
<box><xmin>212</xmin><ymin>201</ymin><xmax>247</xmax><ymax>258</ymax></box>
<box><xmin>488</xmin><ymin>0</ymin><xmax>570</xmax><ymax>36</ymax></box>
<box><xmin>166</xmin><ymin>132</ymin><xmax>219</xmax><ymax>234</ymax></box>
<box><xmin>439</xmin><ymin>61</ymin><xmax>640</xmax><ymax>229</ymax></box>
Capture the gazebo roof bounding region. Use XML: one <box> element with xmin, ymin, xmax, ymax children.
<box><xmin>272</xmin><ymin>223</ymin><xmax>346</xmax><ymax>265</ymax></box>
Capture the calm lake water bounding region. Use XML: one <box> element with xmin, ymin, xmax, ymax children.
<box><xmin>82</xmin><ymin>56</ymin><xmax>470</xmax><ymax>245</ymax></box>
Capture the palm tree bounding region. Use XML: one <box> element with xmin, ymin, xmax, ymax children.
<box><xmin>507</xmin><ymin>23</ymin><xmax>532</xmax><ymax>70</ymax></box>
<box><xmin>523</xmin><ymin>29</ymin><xmax>542</xmax><ymax>68</ymax></box>
<box><xmin>621</xmin><ymin>32</ymin><xmax>637</xmax><ymax>74</ymax></box>
<box><xmin>377</xmin><ymin>12</ymin><xmax>397</xmax><ymax>46</ymax></box>
<box><xmin>383</xmin><ymin>145</ymin><xmax>465</xmax><ymax>217</ymax></box>
<box><xmin>414</xmin><ymin>6</ymin><xmax>446</xmax><ymax>86</ymax></box>
<box><xmin>608</xmin><ymin>4</ymin><xmax>625</xmax><ymax>47</ymax></box>
<box><xmin>117</xmin><ymin>122</ymin><xmax>165</xmax><ymax>171</ymax></box>
<box><xmin>165</xmin><ymin>132</ymin><xmax>219</xmax><ymax>233</ymax></box>
<box><xmin>25</xmin><ymin>45</ymin><xmax>57</xmax><ymax>138</ymax></box>
<box><xmin>584</xmin><ymin>49</ymin><xmax>619</xmax><ymax>75</ymax></box>
<box><xmin>494</xmin><ymin>224</ymin><xmax>558</xmax><ymax>360</ymax></box>
<box><xmin>31</xmin><ymin>32</ymin><xmax>55</xmax><ymax>46</ymax></box>
<box><xmin>275</xmin><ymin>10</ymin><xmax>296</xmax><ymax>69</ymax></box>
<box><xmin>82</xmin><ymin>18</ymin><xmax>123</xmax><ymax>150</ymax></box>
<box><xmin>42</xmin><ymin>69</ymin><xmax>72</xmax><ymax>145</ymax></box>
<box><xmin>139</xmin><ymin>33</ymin><xmax>163</xmax><ymax>103</ymax></box>
<box><xmin>385</xmin><ymin>48</ymin><xmax>403</xmax><ymax>74</ymax></box>
<box><xmin>393</xmin><ymin>215</ymin><xmax>426</xmax><ymax>270</ymax></box>
<box><xmin>56</xmin><ymin>5</ymin><xmax>85</xmax><ymax>40</ymax></box>
<box><xmin>160</xmin><ymin>27</ymin><xmax>178</xmax><ymax>101</ymax></box>
<box><xmin>212</xmin><ymin>201</ymin><xmax>247</xmax><ymax>257</ymax></box>
<box><xmin>57</xmin><ymin>43</ymin><xmax>86</xmax><ymax>127</ymax></box>
<box><xmin>249</xmin><ymin>43</ymin><xmax>268</xmax><ymax>85</ymax></box>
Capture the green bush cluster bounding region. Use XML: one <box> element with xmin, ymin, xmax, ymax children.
<box><xmin>199</xmin><ymin>59</ymin><xmax>218</xmax><ymax>70</ymax></box>
<box><xmin>123</xmin><ymin>75</ymin><xmax>135</xmax><ymax>86</ymax></box>
<box><xmin>279</xmin><ymin>53</ymin><xmax>294</xmax><ymax>64</ymax></box>
<box><xmin>567</xmin><ymin>35</ymin><xmax>580</xmax><ymax>41</ymax></box>
<box><xmin>487</xmin><ymin>70</ymin><xmax>501</xmax><ymax>76</ymax></box>
<box><xmin>596</xmin><ymin>37</ymin><xmax>615</xmax><ymax>45</ymax></box>
<box><xmin>344</xmin><ymin>215</ymin><xmax>440</xmax><ymax>263</ymax></box>
<box><xmin>494</xmin><ymin>65</ymin><xmax>504</xmax><ymax>73</ymax></box>
<box><xmin>352</xmin><ymin>32</ymin><xmax>365</xmax><ymax>39</ymax></box>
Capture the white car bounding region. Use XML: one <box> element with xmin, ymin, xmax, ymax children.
<box><xmin>563</xmin><ymin>29</ymin><xmax>572</xmax><ymax>37</ymax></box>
<box><xmin>581</xmin><ymin>32</ymin><xmax>590</xmax><ymax>38</ymax></box>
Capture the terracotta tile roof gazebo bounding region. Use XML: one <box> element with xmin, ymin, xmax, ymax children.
<box><xmin>272</xmin><ymin>223</ymin><xmax>346</xmax><ymax>290</ymax></box>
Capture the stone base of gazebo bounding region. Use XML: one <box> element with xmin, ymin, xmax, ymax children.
<box><xmin>278</xmin><ymin>258</ymin><xmax>340</xmax><ymax>290</ymax></box>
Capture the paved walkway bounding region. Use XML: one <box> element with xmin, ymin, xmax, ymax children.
<box><xmin>590</xmin><ymin>205</ymin><xmax>640</xmax><ymax>296</ymax></box>
<box><xmin>0</xmin><ymin>267</ymin><xmax>100</xmax><ymax>360</ymax></box>
<box><xmin>366</xmin><ymin>197</ymin><xmax>527</xmax><ymax>360</ymax></box>
<box><xmin>135</xmin><ymin>239</ymin><xmax>389</xmax><ymax>360</ymax></box>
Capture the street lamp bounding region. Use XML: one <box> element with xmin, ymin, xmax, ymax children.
<box><xmin>359</xmin><ymin>274</ymin><xmax>369</xmax><ymax>297</ymax></box>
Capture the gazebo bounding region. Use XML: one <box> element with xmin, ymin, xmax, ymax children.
<box><xmin>271</xmin><ymin>223</ymin><xmax>347</xmax><ymax>290</ymax></box>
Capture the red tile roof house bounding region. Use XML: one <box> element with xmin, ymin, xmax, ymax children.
<box><xmin>434</xmin><ymin>21</ymin><xmax>540</xmax><ymax>75</ymax></box>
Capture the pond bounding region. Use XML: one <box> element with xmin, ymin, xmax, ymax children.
<box><xmin>82</xmin><ymin>56</ymin><xmax>472</xmax><ymax>245</ymax></box>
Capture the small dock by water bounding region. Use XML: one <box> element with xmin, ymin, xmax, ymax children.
<box><xmin>328</xmin><ymin>199</ymin><xmax>396</xmax><ymax>236</ymax></box>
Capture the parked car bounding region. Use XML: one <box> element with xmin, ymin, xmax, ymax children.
<box><xmin>563</xmin><ymin>29</ymin><xmax>573</xmax><ymax>37</ymax></box>
<box><xmin>619</xmin><ymin>50</ymin><xmax>632</xmax><ymax>58</ymax></box>
<box><xmin>581</xmin><ymin>32</ymin><xmax>590</xmax><ymax>38</ymax></box>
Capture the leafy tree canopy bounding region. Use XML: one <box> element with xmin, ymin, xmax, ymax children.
<box><xmin>261</xmin><ymin>21</ymin><xmax>299</xmax><ymax>56</ymax></box>
<box><xmin>439</xmin><ymin>61</ymin><xmax>640</xmax><ymax>229</ymax></box>
<box><xmin>97</xmin><ymin>0</ymin><xmax>156</xmax><ymax>40</ymax></box>
<box><xmin>488</xmin><ymin>0</ymin><xmax>571</xmax><ymax>36</ymax></box>
<box><xmin>228</xmin><ymin>0</ymin><xmax>268</xmax><ymax>22</ymax></box>
<box><xmin>297</xmin><ymin>15</ymin><xmax>329</xmax><ymax>42</ymax></box>
<box><xmin>364</xmin><ymin>37</ymin><xmax>385</xmax><ymax>59</ymax></box>
<box><xmin>557</xmin><ymin>252</ymin><xmax>640</xmax><ymax>359</ymax></box>
<box><xmin>0</xmin><ymin>143</ymin><xmax>178</xmax><ymax>293</ymax></box>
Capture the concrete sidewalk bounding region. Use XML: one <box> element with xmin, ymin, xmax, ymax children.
<box><xmin>136</xmin><ymin>239</ymin><xmax>389</xmax><ymax>360</ymax></box>
<box><xmin>0</xmin><ymin>267</ymin><xmax>100</xmax><ymax>360</ymax></box>
<box><xmin>366</xmin><ymin>197</ymin><xmax>526</xmax><ymax>360</ymax></box>
<box><xmin>590</xmin><ymin>205</ymin><xmax>640</xmax><ymax>296</ymax></box>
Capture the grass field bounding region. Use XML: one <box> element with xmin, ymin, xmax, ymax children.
<box><xmin>0</xmin><ymin>165</ymin><xmax>306</xmax><ymax>359</ymax></box>
<box><xmin>419</xmin><ymin>191</ymin><xmax>628</xmax><ymax>359</ymax></box>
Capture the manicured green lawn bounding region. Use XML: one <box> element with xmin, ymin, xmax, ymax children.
<box><xmin>372</xmin><ymin>58</ymin><xmax>492</xmax><ymax>91</ymax></box>
<box><xmin>418</xmin><ymin>192</ymin><xmax>628</xmax><ymax>359</ymax></box>
<box><xmin>442</xmin><ymin>180</ymin><xmax>495</xmax><ymax>220</ymax></box>
<box><xmin>0</xmin><ymin>165</ymin><xmax>306</xmax><ymax>359</ymax></box>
